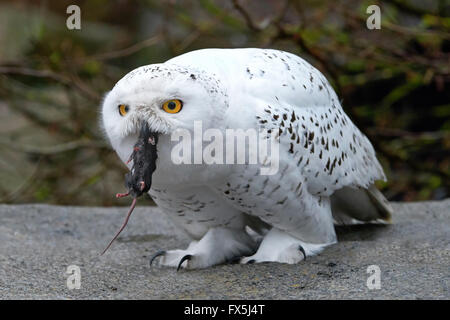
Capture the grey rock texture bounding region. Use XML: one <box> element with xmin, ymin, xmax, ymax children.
<box><xmin>0</xmin><ymin>200</ymin><xmax>449</xmax><ymax>299</ymax></box>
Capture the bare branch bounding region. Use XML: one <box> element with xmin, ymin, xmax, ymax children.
<box><xmin>0</xmin><ymin>66</ymin><xmax>101</xmax><ymax>101</ymax></box>
<box><xmin>0</xmin><ymin>138</ymin><xmax>108</xmax><ymax>155</ymax></box>
<box><xmin>83</xmin><ymin>35</ymin><xmax>162</xmax><ymax>61</ymax></box>
<box><xmin>366</xmin><ymin>127</ymin><xmax>450</xmax><ymax>140</ymax></box>
<box><xmin>0</xmin><ymin>157</ymin><xmax>42</xmax><ymax>203</ymax></box>
<box><xmin>231</xmin><ymin>0</ymin><xmax>262</xmax><ymax>32</ymax></box>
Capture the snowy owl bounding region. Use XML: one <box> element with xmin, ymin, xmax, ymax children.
<box><xmin>101</xmin><ymin>48</ymin><xmax>393</xmax><ymax>269</ymax></box>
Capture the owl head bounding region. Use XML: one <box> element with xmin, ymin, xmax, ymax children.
<box><xmin>101</xmin><ymin>64</ymin><xmax>231</xmax><ymax>186</ymax></box>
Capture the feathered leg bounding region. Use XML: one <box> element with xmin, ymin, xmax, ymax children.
<box><xmin>150</xmin><ymin>227</ymin><xmax>257</xmax><ymax>269</ymax></box>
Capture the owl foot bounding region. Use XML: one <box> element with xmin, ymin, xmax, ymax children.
<box><xmin>149</xmin><ymin>248</ymin><xmax>200</xmax><ymax>269</ymax></box>
<box><xmin>240</xmin><ymin>228</ymin><xmax>330</xmax><ymax>264</ymax></box>
<box><xmin>149</xmin><ymin>227</ymin><xmax>257</xmax><ymax>270</ymax></box>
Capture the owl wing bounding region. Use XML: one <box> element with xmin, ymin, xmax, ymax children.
<box><xmin>223</xmin><ymin>48</ymin><xmax>386</xmax><ymax>195</ymax></box>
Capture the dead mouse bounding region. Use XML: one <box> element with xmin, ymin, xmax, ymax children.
<box><xmin>101</xmin><ymin>121</ymin><xmax>158</xmax><ymax>255</ymax></box>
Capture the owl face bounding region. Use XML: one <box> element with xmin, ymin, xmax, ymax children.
<box><xmin>101</xmin><ymin>64</ymin><xmax>231</xmax><ymax>186</ymax></box>
<box><xmin>104</xmin><ymin>65</ymin><xmax>224</xmax><ymax>134</ymax></box>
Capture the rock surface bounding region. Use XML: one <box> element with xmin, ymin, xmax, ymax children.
<box><xmin>0</xmin><ymin>200</ymin><xmax>448</xmax><ymax>299</ymax></box>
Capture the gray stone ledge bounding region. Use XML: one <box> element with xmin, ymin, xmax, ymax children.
<box><xmin>0</xmin><ymin>200</ymin><xmax>448</xmax><ymax>299</ymax></box>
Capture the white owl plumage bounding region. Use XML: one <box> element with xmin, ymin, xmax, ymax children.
<box><xmin>101</xmin><ymin>48</ymin><xmax>392</xmax><ymax>269</ymax></box>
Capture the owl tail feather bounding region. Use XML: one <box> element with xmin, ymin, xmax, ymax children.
<box><xmin>331</xmin><ymin>185</ymin><xmax>393</xmax><ymax>224</ymax></box>
<box><xmin>365</xmin><ymin>185</ymin><xmax>393</xmax><ymax>222</ymax></box>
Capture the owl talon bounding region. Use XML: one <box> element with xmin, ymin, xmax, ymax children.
<box><xmin>145</xmin><ymin>229</ymin><xmax>256</xmax><ymax>269</ymax></box>
<box><xmin>298</xmin><ymin>245</ymin><xmax>306</xmax><ymax>260</ymax></box>
<box><xmin>177</xmin><ymin>254</ymin><xmax>192</xmax><ymax>271</ymax></box>
<box><xmin>149</xmin><ymin>250</ymin><xmax>166</xmax><ymax>266</ymax></box>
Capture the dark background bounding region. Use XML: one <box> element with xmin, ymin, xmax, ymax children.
<box><xmin>0</xmin><ymin>0</ymin><xmax>448</xmax><ymax>206</ymax></box>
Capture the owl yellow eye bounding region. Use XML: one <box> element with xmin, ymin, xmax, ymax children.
<box><xmin>162</xmin><ymin>99</ymin><xmax>183</xmax><ymax>114</ymax></box>
<box><xmin>118</xmin><ymin>104</ymin><xmax>129</xmax><ymax>116</ymax></box>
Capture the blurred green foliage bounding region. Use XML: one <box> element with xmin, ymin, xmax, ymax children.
<box><xmin>0</xmin><ymin>0</ymin><xmax>448</xmax><ymax>205</ymax></box>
